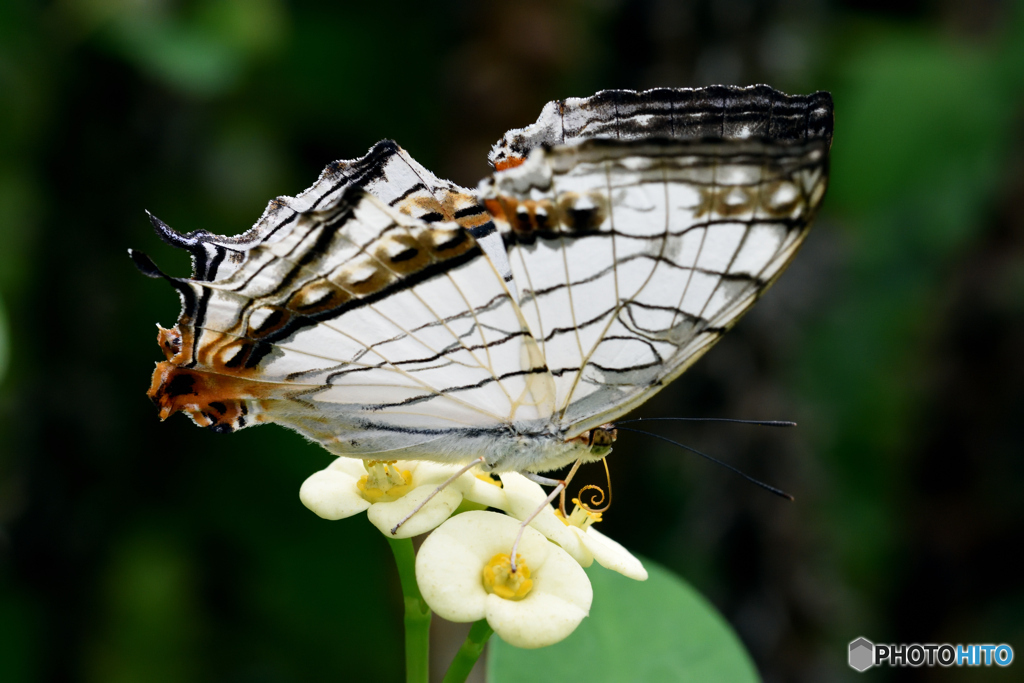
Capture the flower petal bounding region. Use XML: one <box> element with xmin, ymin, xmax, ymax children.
<box><xmin>415</xmin><ymin>512</ymin><xmax>525</xmax><ymax>622</ymax></box>
<box><xmin>367</xmin><ymin>484</ymin><xmax>463</xmax><ymax>539</ymax></box>
<box><xmin>485</xmin><ymin>590</ymin><xmax>589</xmax><ymax>649</ymax></box>
<box><xmin>500</xmin><ymin>473</ymin><xmax>593</xmax><ymax>566</ymax></box>
<box><xmin>299</xmin><ymin>467</ymin><xmax>371</xmax><ymax>520</ymax></box>
<box><xmin>407</xmin><ymin>462</ymin><xmax>506</xmax><ymax>510</ymax></box>
<box><xmin>406</xmin><ymin>461</ymin><xmax>462</xmax><ymax>484</ymax></box>
<box><xmin>484</xmin><ymin>527</ymin><xmax>592</xmax><ymax>648</ymax></box>
<box><xmin>416</xmin><ymin>511</ymin><xmax>592</xmax><ymax>648</ymax></box>
<box><xmin>456</xmin><ymin>473</ymin><xmax>507</xmax><ymax>510</ymax></box>
<box><xmin>577</xmin><ymin>526</ymin><xmax>648</xmax><ymax>581</ymax></box>
<box><xmin>328</xmin><ymin>456</ymin><xmax>371</xmax><ymax>478</ymax></box>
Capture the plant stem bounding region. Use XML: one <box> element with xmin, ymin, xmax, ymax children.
<box><xmin>388</xmin><ymin>537</ymin><xmax>431</xmax><ymax>683</ymax></box>
<box><xmin>442</xmin><ymin>619</ymin><xmax>494</xmax><ymax>683</ymax></box>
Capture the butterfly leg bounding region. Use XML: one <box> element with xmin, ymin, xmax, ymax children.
<box><xmin>509</xmin><ymin>459</ymin><xmax>583</xmax><ymax>572</ymax></box>
<box><xmin>521</xmin><ymin>473</ymin><xmax>562</xmax><ymax>486</ymax></box>
<box><xmin>389</xmin><ymin>456</ymin><xmax>486</xmax><ymax>535</ymax></box>
<box><xmin>522</xmin><ymin>473</ymin><xmax>568</xmax><ymax>516</ymax></box>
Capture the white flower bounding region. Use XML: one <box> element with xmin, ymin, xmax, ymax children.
<box><xmin>498</xmin><ymin>473</ymin><xmax>592</xmax><ymax>564</ymax></box>
<box><xmin>415</xmin><ymin>511</ymin><xmax>592</xmax><ymax>649</ymax></box>
<box><xmin>299</xmin><ymin>458</ymin><xmax>506</xmax><ymax>538</ymax></box>
<box><xmin>500</xmin><ymin>472</ymin><xmax>648</xmax><ymax>581</ymax></box>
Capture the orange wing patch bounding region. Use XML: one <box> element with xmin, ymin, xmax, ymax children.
<box><xmin>149</xmin><ymin>324</ymin><xmax>279</xmax><ymax>433</ymax></box>
<box><xmin>494</xmin><ymin>156</ymin><xmax>526</xmax><ymax>172</ymax></box>
<box><xmin>148</xmin><ymin>360</ymin><xmax>274</xmax><ymax>433</ymax></box>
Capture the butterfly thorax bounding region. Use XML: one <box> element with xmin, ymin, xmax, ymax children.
<box><xmin>486</xmin><ymin>425</ymin><xmax>616</xmax><ymax>473</ymax></box>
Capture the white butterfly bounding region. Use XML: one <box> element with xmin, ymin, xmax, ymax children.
<box><xmin>133</xmin><ymin>85</ymin><xmax>832</xmax><ymax>475</ymax></box>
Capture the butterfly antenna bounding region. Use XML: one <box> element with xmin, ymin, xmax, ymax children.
<box><xmin>616</xmin><ymin>417</ymin><xmax>796</xmax><ymax>428</ymax></box>
<box><xmin>615</xmin><ymin>426</ymin><xmax>794</xmax><ymax>501</ymax></box>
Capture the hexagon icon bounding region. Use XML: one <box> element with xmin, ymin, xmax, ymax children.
<box><xmin>849</xmin><ymin>637</ymin><xmax>874</xmax><ymax>672</ymax></box>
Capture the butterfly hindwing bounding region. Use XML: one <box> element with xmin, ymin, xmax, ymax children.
<box><xmin>146</xmin><ymin>174</ymin><xmax>554</xmax><ymax>459</ymax></box>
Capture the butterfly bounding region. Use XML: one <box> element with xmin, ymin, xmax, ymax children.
<box><xmin>131</xmin><ymin>85</ymin><xmax>832</xmax><ymax>475</ymax></box>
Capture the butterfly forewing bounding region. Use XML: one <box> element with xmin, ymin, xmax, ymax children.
<box><xmin>481</xmin><ymin>89</ymin><xmax>830</xmax><ymax>437</ymax></box>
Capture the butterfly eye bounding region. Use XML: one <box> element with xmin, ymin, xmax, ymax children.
<box><xmin>588</xmin><ymin>427</ymin><xmax>616</xmax><ymax>456</ymax></box>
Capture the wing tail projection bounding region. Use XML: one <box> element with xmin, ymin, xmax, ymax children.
<box><xmin>143</xmin><ymin>140</ymin><xmax>500</xmax><ymax>283</ymax></box>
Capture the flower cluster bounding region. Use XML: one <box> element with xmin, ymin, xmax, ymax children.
<box><xmin>300</xmin><ymin>457</ymin><xmax>646</xmax><ymax>648</ymax></box>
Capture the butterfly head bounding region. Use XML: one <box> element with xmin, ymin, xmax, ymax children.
<box><xmin>568</xmin><ymin>424</ymin><xmax>617</xmax><ymax>461</ymax></box>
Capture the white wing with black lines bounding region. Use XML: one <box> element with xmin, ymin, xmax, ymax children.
<box><xmin>137</xmin><ymin>175</ymin><xmax>555</xmax><ymax>459</ymax></box>
<box><xmin>479</xmin><ymin>86</ymin><xmax>832</xmax><ymax>437</ymax></box>
<box><xmin>136</xmin><ymin>84</ymin><xmax>833</xmax><ymax>473</ymax></box>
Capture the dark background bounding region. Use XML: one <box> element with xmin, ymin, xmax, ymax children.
<box><xmin>2</xmin><ymin>1</ymin><xmax>1023</xmax><ymax>681</ymax></box>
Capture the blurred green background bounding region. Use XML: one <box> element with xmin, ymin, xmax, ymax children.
<box><xmin>2</xmin><ymin>1</ymin><xmax>1023</xmax><ymax>681</ymax></box>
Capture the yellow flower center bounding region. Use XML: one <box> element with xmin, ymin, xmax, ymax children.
<box><xmin>357</xmin><ymin>460</ymin><xmax>413</xmax><ymax>503</ymax></box>
<box><xmin>482</xmin><ymin>553</ymin><xmax>533</xmax><ymax>600</ymax></box>
<box><xmin>475</xmin><ymin>472</ymin><xmax>502</xmax><ymax>487</ymax></box>
<box><xmin>555</xmin><ymin>498</ymin><xmax>602</xmax><ymax>530</ymax></box>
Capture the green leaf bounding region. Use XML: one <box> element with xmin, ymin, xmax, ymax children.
<box><xmin>488</xmin><ymin>557</ymin><xmax>758</xmax><ymax>683</ymax></box>
<box><xmin>105</xmin><ymin>18</ymin><xmax>243</xmax><ymax>96</ymax></box>
<box><xmin>828</xmin><ymin>28</ymin><xmax>1010</xmax><ymax>217</ymax></box>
